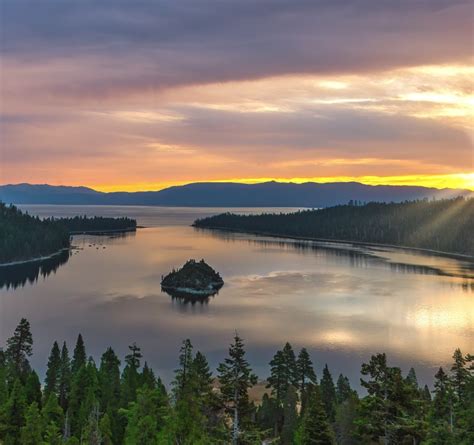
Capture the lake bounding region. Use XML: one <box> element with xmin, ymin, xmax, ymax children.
<box><xmin>1</xmin><ymin>205</ymin><xmax>473</xmax><ymax>389</ymax></box>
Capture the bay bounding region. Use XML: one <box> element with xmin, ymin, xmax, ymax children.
<box><xmin>1</xmin><ymin>205</ymin><xmax>473</xmax><ymax>389</ymax></box>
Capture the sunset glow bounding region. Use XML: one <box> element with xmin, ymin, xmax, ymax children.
<box><xmin>1</xmin><ymin>1</ymin><xmax>472</xmax><ymax>190</ymax></box>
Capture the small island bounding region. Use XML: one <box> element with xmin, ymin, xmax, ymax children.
<box><xmin>161</xmin><ymin>259</ymin><xmax>224</xmax><ymax>297</ymax></box>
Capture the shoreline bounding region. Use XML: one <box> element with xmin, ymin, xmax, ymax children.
<box><xmin>0</xmin><ymin>227</ymin><xmax>137</xmax><ymax>267</ymax></box>
<box><xmin>193</xmin><ymin>225</ymin><xmax>474</xmax><ymax>262</ymax></box>
<box><xmin>0</xmin><ymin>247</ymin><xmax>70</xmax><ymax>268</ymax></box>
<box><xmin>69</xmin><ymin>227</ymin><xmax>137</xmax><ymax>235</ymax></box>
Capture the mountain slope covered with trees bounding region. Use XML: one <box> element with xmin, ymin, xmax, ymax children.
<box><xmin>0</xmin><ymin>203</ymin><xmax>137</xmax><ymax>264</ymax></box>
<box><xmin>0</xmin><ymin>204</ymin><xmax>70</xmax><ymax>264</ymax></box>
<box><xmin>0</xmin><ymin>319</ymin><xmax>473</xmax><ymax>444</ymax></box>
<box><xmin>194</xmin><ymin>198</ymin><xmax>474</xmax><ymax>256</ymax></box>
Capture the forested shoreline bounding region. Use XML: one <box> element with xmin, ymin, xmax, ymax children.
<box><xmin>194</xmin><ymin>198</ymin><xmax>474</xmax><ymax>257</ymax></box>
<box><xmin>0</xmin><ymin>204</ymin><xmax>136</xmax><ymax>264</ymax></box>
<box><xmin>0</xmin><ymin>319</ymin><xmax>472</xmax><ymax>444</ymax></box>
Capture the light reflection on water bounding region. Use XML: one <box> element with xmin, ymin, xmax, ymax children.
<box><xmin>1</xmin><ymin>205</ymin><xmax>473</xmax><ymax>388</ymax></box>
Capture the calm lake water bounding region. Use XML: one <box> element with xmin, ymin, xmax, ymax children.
<box><xmin>1</xmin><ymin>205</ymin><xmax>473</xmax><ymax>389</ymax></box>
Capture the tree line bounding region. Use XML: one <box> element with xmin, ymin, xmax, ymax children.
<box><xmin>194</xmin><ymin>198</ymin><xmax>474</xmax><ymax>256</ymax></box>
<box><xmin>0</xmin><ymin>203</ymin><xmax>136</xmax><ymax>264</ymax></box>
<box><xmin>0</xmin><ymin>319</ymin><xmax>472</xmax><ymax>444</ymax></box>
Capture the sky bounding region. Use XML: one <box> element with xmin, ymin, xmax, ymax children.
<box><xmin>0</xmin><ymin>0</ymin><xmax>473</xmax><ymax>191</ymax></box>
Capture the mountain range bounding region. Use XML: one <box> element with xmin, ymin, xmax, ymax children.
<box><xmin>0</xmin><ymin>182</ymin><xmax>472</xmax><ymax>207</ymax></box>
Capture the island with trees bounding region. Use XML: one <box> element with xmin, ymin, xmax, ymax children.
<box><xmin>0</xmin><ymin>318</ymin><xmax>472</xmax><ymax>444</ymax></box>
<box><xmin>0</xmin><ymin>203</ymin><xmax>137</xmax><ymax>265</ymax></box>
<box><xmin>161</xmin><ymin>259</ymin><xmax>224</xmax><ymax>298</ymax></box>
<box><xmin>194</xmin><ymin>197</ymin><xmax>474</xmax><ymax>257</ymax></box>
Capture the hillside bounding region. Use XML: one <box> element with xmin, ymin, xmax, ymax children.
<box><xmin>0</xmin><ymin>203</ymin><xmax>70</xmax><ymax>264</ymax></box>
<box><xmin>0</xmin><ymin>181</ymin><xmax>472</xmax><ymax>207</ymax></box>
<box><xmin>194</xmin><ymin>198</ymin><xmax>474</xmax><ymax>256</ymax></box>
<box><xmin>0</xmin><ymin>204</ymin><xmax>137</xmax><ymax>264</ymax></box>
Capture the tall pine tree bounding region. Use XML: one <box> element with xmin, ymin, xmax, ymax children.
<box><xmin>217</xmin><ymin>334</ymin><xmax>257</xmax><ymax>445</ymax></box>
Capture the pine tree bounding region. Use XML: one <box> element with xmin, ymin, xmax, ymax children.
<box><xmin>256</xmin><ymin>393</ymin><xmax>277</xmax><ymax>434</ymax></box>
<box><xmin>99</xmin><ymin>412</ymin><xmax>114</xmax><ymax>445</ymax></box>
<box><xmin>168</xmin><ymin>343</ymin><xmax>213</xmax><ymax>444</ymax></box>
<box><xmin>217</xmin><ymin>334</ymin><xmax>257</xmax><ymax>445</ymax></box>
<box><xmin>83</xmin><ymin>404</ymin><xmax>102</xmax><ymax>445</ymax></box>
<box><xmin>320</xmin><ymin>364</ymin><xmax>337</xmax><ymax>422</ymax></box>
<box><xmin>20</xmin><ymin>402</ymin><xmax>43</xmax><ymax>445</ymax></box>
<box><xmin>42</xmin><ymin>393</ymin><xmax>64</xmax><ymax>431</ymax></box>
<box><xmin>2</xmin><ymin>379</ymin><xmax>27</xmax><ymax>444</ymax></box>
<box><xmin>5</xmin><ymin>318</ymin><xmax>33</xmax><ymax>379</ymax></box>
<box><xmin>266</xmin><ymin>342</ymin><xmax>299</xmax><ymax>436</ymax></box>
<box><xmin>24</xmin><ymin>371</ymin><xmax>42</xmax><ymax>407</ymax></box>
<box><xmin>44</xmin><ymin>421</ymin><xmax>62</xmax><ymax>445</ymax></box>
<box><xmin>69</xmin><ymin>360</ymin><xmax>99</xmax><ymax>437</ymax></box>
<box><xmin>192</xmin><ymin>351</ymin><xmax>213</xmax><ymax>400</ymax></box>
<box><xmin>336</xmin><ymin>374</ymin><xmax>354</xmax><ymax>405</ymax></box>
<box><xmin>335</xmin><ymin>394</ymin><xmax>359</xmax><ymax>445</ymax></box>
<box><xmin>71</xmin><ymin>334</ymin><xmax>86</xmax><ymax>375</ymax></box>
<box><xmin>141</xmin><ymin>361</ymin><xmax>156</xmax><ymax>389</ymax></box>
<box><xmin>58</xmin><ymin>341</ymin><xmax>72</xmax><ymax>411</ymax></box>
<box><xmin>358</xmin><ymin>353</ymin><xmax>423</xmax><ymax>444</ymax></box>
<box><xmin>121</xmin><ymin>342</ymin><xmax>142</xmax><ymax>406</ymax></box>
<box><xmin>422</xmin><ymin>384</ymin><xmax>432</xmax><ymax>403</ymax></box>
<box><xmin>124</xmin><ymin>386</ymin><xmax>168</xmax><ymax>445</ymax></box>
<box><xmin>173</xmin><ymin>339</ymin><xmax>193</xmax><ymax>401</ymax></box>
<box><xmin>431</xmin><ymin>367</ymin><xmax>453</xmax><ymax>425</ymax></box>
<box><xmin>98</xmin><ymin>347</ymin><xmax>122</xmax><ymax>444</ymax></box>
<box><xmin>296</xmin><ymin>384</ymin><xmax>334</xmax><ymax>445</ymax></box>
<box><xmin>281</xmin><ymin>385</ymin><xmax>298</xmax><ymax>445</ymax></box>
<box><xmin>406</xmin><ymin>367</ymin><xmax>419</xmax><ymax>388</ymax></box>
<box><xmin>296</xmin><ymin>348</ymin><xmax>317</xmax><ymax>403</ymax></box>
<box><xmin>267</xmin><ymin>350</ymin><xmax>286</xmax><ymax>405</ymax></box>
<box><xmin>450</xmin><ymin>348</ymin><xmax>468</xmax><ymax>400</ymax></box>
<box><xmin>192</xmin><ymin>350</ymin><xmax>220</xmax><ymax>433</ymax></box>
<box><xmin>44</xmin><ymin>341</ymin><xmax>61</xmax><ymax>398</ymax></box>
<box><xmin>282</xmin><ymin>342</ymin><xmax>298</xmax><ymax>387</ymax></box>
<box><xmin>358</xmin><ymin>353</ymin><xmax>394</xmax><ymax>444</ymax></box>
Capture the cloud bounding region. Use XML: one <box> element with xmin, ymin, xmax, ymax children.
<box><xmin>1</xmin><ymin>0</ymin><xmax>472</xmax><ymax>189</ymax></box>
<box><xmin>1</xmin><ymin>0</ymin><xmax>472</xmax><ymax>96</ymax></box>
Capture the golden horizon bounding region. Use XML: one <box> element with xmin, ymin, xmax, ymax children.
<box><xmin>81</xmin><ymin>173</ymin><xmax>474</xmax><ymax>193</ymax></box>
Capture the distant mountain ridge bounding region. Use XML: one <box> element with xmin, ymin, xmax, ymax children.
<box><xmin>1</xmin><ymin>182</ymin><xmax>472</xmax><ymax>207</ymax></box>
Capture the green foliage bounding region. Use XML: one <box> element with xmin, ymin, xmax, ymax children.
<box><xmin>41</xmin><ymin>393</ymin><xmax>63</xmax><ymax>432</ymax></box>
<box><xmin>1</xmin><ymin>379</ymin><xmax>27</xmax><ymax>444</ymax></box>
<box><xmin>0</xmin><ymin>203</ymin><xmax>69</xmax><ymax>264</ymax></box>
<box><xmin>123</xmin><ymin>386</ymin><xmax>167</xmax><ymax>445</ymax></box>
<box><xmin>336</xmin><ymin>374</ymin><xmax>356</xmax><ymax>405</ymax></box>
<box><xmin>121</xmin><ymin>343</ymin><xmax>143</xmax><ymax>408</ymax></box>
<box><xmin>296</xmin><ymin>384</ymin><xmax>335</xmax><ymax>445</ymax></box>
<box><xmin>20</xmin><ymin>402</ymin><xmax>42</xmax><ymax>445</ymax></box>
<box><xmin>5</xmin><ymin>317</ymin><xmax>33</xmax><ymax>380</ymax></box>
<box><xmin>194</xmin><ymin>198</ymin><xmax>474</xmax><ymax>255</ymax></box>
<box><xmin>281</xmin><ymin>385</ymin><xmax>298</xmax><ymax>445</ymax></box>
<box><xmin>0</xmin><ymin>318</ymin><xmax>472</xmax><ymax>445</ymax></box>
<box><xmin>217</xmin><ymin>334</ymin><xmax>258</xmax><ymax>444</ymax></box>
<box><xmin>24</xmin><ymin>371</ymin><xmax>42</xmax><ymax>407</ymax></box>
<box><xmin>320</xmin><ymin>364</ymin><xmax>337</xmax><ymax>422</ymax></box>
<box><xmin>44</xmin><ymin>341</ymin><xmax>61</xmax><ymax>398</ymax></box>
<box><xmin>0</xmin><ymin>202</ymin><xmax>136</xmax><ymax>264</ymax></box>
<box><xmin>296</xmin><ymin>347</ymin><xmax>317</xmax><ymax>406</ymax></box>
<box><xmin>58</xmin><ymin>341</ymin><xmax>71</xmax><ymax>411</ymax></box>
<box><xmin>71</xmin><ymin>334</ymin><xmax>86</xmax><ymax>375</ymax></box>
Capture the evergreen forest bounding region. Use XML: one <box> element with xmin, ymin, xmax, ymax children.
<box><xmin>0</xmin><ymin>203</ymin><xmax>136</xmax><ymax>264</ymax></box>
<box><xmin>0</xmin><ymin>318</ymin><xmax>472</xmax><ymax>444</ymax></box>
<box><xmin>194</xmin><ymin>198</ymin><xmax>474</xmax><ymax>256</ymax></box>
